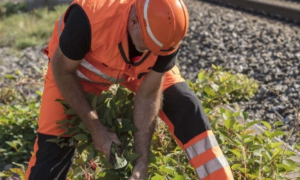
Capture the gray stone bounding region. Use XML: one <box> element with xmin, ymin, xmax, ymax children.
<box><xmin>285</xmin><ymin>115</ymin><xmax>294</xmax><ymax>125</ymax></box>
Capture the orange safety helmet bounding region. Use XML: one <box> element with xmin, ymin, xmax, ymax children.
<box><xmin>135</xmin><ymin>0</ymin><xmax>189</xmax><ymax>56</ymax></box>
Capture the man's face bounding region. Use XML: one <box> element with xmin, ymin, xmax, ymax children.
<box><xmin>128</xmin><ymin>5</ymin><xmax>148</xmax><ymax>52</ymax></box>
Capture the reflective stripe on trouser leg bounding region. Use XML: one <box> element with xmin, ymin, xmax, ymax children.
<box><xmin>161</xmin><ymin>82</ymin><xmax>234</xmax><ymax>180</ymax></box>
<box><xmin>183</xmin><ymin>131</ymin><xmax>234</xmax><ymax>180</ymax></box>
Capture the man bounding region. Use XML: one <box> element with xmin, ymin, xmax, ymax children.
<box><xmin>25</xmin><ymin>0</ymin><xmax>234</xmax><ymax>179</ymax></box>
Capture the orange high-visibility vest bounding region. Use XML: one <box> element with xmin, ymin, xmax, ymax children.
<box><xmin>43</xmin><ymin>0</ymin><xmax>158</xmax><ymax>85</ymax></box>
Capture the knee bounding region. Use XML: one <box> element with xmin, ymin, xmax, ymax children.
<box><xmin>162</xmin><ymin>82</ymin><xmax>211</xmax><ymax>144</ymax></box>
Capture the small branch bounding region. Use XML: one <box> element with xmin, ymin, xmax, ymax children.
<box><xmin>259</xmin><ymin>155</ymin><xmax>262</xmax><ymax>180</ymax></box>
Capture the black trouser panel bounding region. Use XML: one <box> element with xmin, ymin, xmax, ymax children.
<box><xmin>28</xmin><ymin>133</ymin><xmax>75</xmax><ymax>180</ymax></box>
<box><xmin>162</xmin><ymin>82</ymin><xmax>211</xmax><ymax>145</ymax></box>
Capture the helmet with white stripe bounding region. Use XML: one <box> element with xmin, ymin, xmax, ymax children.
<box><xmin>135</xmin><ymin>0</ymin><xmax>189</xmax><ymax>56</ymax></box>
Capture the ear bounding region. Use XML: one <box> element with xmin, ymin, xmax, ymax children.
<box><xmin>130</xmin><ymin>15</ymin><xmax>139</xmax><ymax>25</ymax></box>
<box><xmin>129</xmin><ymin>4</ymin><xmax>139</xmax><ymax>24</ymax></box>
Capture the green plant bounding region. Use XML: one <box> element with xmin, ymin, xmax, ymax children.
<box><xmin>0</xmin><ymin>70</ymin><xmax>42</xmax><ymax>170</ymax></box>
<box><xmin>0</xmin><ymin>162</ymin><xmax>26</xmax><ymax>180</ymax></box>
<box><xmin>0</xmin><ymin>0</ymin><xmax>28</xmax><ymax>19</ymax></box>
<box><xmin>51</xmin><ymin>86</ymin><xmax>197</xmax><ymax>180</ymax></box>
<box><xmin>52</xmin><ymin>87</ymin><xmax>140</xmax><ymax>179</ymax></box>
<box><xmin>0</xmin><ymin>4</ymin><xmax>67</xmax><ymax>49</ymax></box>
<box><xmin>188</xmin><ymin>65</ymin><xmax>259</xmax><ymax>109</ymax></box>
<box><xmin>148</xmin><ymin>121</ymin><xmax>196</xmax><ymax>179</ymax></box>
<box><xmin>210</xmin><ymin>107</ymin><xmax>300</xmax><ymax>180</ymax></box>
<box><xmin>0</xmin><ymin>99</ymin><xmax>39</xmax><ymax>169</ymax></box>
<box><xmin>2</xmin><ymin>67</ymin><xmax>300</xmax><ymax>180</ymax></box>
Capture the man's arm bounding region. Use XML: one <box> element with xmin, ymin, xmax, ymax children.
<box><xmin>52</xmin><ymin>47</ymin><xmax>102</xmax><ymax>131</ymax></box>
<box><xmin>52</xmin><ymin>47</ymin><xmax>120</xmax><ymax>159</ymax></box>
<box><xmin>129</xmin><ymin>70</ymin><xmax>164</xmax><ymax>180</ymax></box>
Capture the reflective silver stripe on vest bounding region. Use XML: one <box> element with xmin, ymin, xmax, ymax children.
<box><xmin>185</xmin><ymin>135</ymin><xmax>219</xmax><ymax>160</ymax></box>
<box><xmin>76</xmin><ymin>70</ymin><xmax>93</xmax><ymax>82</ymax></box>
<box><xmin>80</xmin><ymin>59</ymin><xmax>125</xmax><ymax>83</ymax></box>
<box><xmin>195</xmin><ymin>156</ymin><xmax>230</xmax><ymax>180</ymax></box>
<box><xmin>58</xmin><ymin>15</ymin><xmax>63</xmax><ymax>37</ymax></box>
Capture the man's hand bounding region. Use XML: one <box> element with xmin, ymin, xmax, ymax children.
<box><xmin>90</xmin><ymin>125</ymin><xmax>121</xmax><ymax>160</ymax></box>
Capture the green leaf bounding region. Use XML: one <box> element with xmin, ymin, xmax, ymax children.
<box><xmin>149</xmin><ymin>151</ymin><xmax>156</xmax><ymax>163</ymax></box>
<box><xmin>46</xmin><ymin>138</ymin><xmax>59</xmax><ymax>143</ymax></box>
<box><xmin>224</xmin><ymin>119</ymin><xmax>235</xmax><ymax>130</ymax></box>
<box><xmin>5</xmin><ymin>74</ymin><xmax>17</xmax><ymax>81</ymax></box>
<box><xmin>233</xmin><ymin>112</ymin><xmax>240</xmax><ymax>117</ymax></box>
<box><xmin>260</xmin><ymin>121</ymin><xmax>271</xmax><ymax>130</ymax></box>
<box><xmin>204</xmin><ymin>86</ymin><xmax>216</xmax><ymax>97</ymax></box>
<box><xmin>219</xmin><ymin>108</ymin><xmax>226</xmax><ymax>114</ymax></box>
<box><xmin>245</xmin><ymin>120</ymin><xmax>260</xmax><ymax>129</ymax></box>
<box><xmin>55</xmin><ymin>99</ymin><xmax>69</xmax><ymax>107</ymax></box>
<box><xmin>253</xmin><ymin>148</ymin><xmax>263</xmax><ymax>157</ymax></box>
<box><xmin>114</xmin><ymin>154</ymin><xmax>127</xmax><ymax>169</ymax></box>
<box><xmin>229</xmin><ymin>149</ymin><xmax>242</xmax><ymax>158</ymax></box>
<box><xmin>56</xmin><ymin>119</ymin><xmax>70</xmax><ymax>125</ymax></box>
<box><xmin>78</xmin><ymin>122</ymin><xmax>89</xmax><ymax>133</ymax></box>
<box><xmin>274</xmin><ymin>121</ymin><xmax>284</xmax><ymax>126</ymax></box>
<box><xmin>270</xmin><ymin>142</ymin><xmax>283</xmax><ymax>148</ymax></box>
<box><xmin>225</xmin><ymin>110</ymin><xmax>233</xmax><ymax>119</ymax></box>
<box><xmin>6</xmin><ymin>141</ymin><xmax>16</xmax><ymax>148</ymax></box>
<box><xmin>121</xmin><ymin>124</ymin><xmax>138</xmax><ymax>133</ymax></box>
<box><xmin>98</xmin><ymin>171</ymin><xmax>120</xmax><ymax>180</ymax></box>
<box><xmin>87</xmin><ymin>148</ymin><xmax>95</xmax><ymax>161</ymax></box>
<box><xmin>204</xmin><ymin>108</ymin><xmax>212</xmax><ymax>115</ymax></box>
<box><xmin>231</xmin><ymin>164</ymin><xmax>242</xmax><ymax>170</ymax></box>
<box><xmin>116</xmin><ymin>87</ymin><xmax>127</xmax><ymax>101</ymax></box>
<box><xmin>107</xmin><ymin>115</ymin><xmax>113</xmax><ymax>127</ymax></box>
<box><xmin>159</xmin><ymin>165</ymin><xmax>176</xmax><ymax>174</ymax></box>
<box><xmin>73</xmin><ymin>134</ymin><xmax>88</xmax><ymax>141</ymax></box>
<box><xmin>12</xmin><ymin>162</ymin><xmax>25</xmax><ymax>170</ymax></box>
<box><xmin>78</xmin><ymin>152</ymin><xmax>88</xmax><ymax>163</ymax></box>
<box><xmin>110</xmin><ymin>99</ymin><xmax>117</xmax><ymax>111</ymax></box>
<box><xmin>97</xmin><ymin>93</ymin><xmax>109</xmax><ymax>105</ymax></box>
<box><xmin>173</xmin><ymin>172</ymin><xmax>185</xmax><ymax>180</ymax></box>
<box><xmin>277</xmin><ymin>163</ymin><xmax>293</xmax><ymax>172</ymax></box>
<box><xmin>15</xmin><ymin>70</ymin><xmax>24</xmax><ymax>76</ymax></box>
<box><xmin>241</xmin><ymin>112</ymin><xmax>248</xmax><ymax>120</ymax></box>
<box><xmin>271</xmin><ymin>148</ymin><xmax>281</xmax><ymax>159</ymax></box>
<box><xmin>265</xmin><ymin>130</ymin><xmax>272</xmax><ymax>138</ymax></box>
<box><xmin>10</xmin><ymin>168</ymin><xmax>25</xmax><ymax>180</ymax></box>
<box><xmin>284</xmin><ymin>150</ymin><xmax>296</xmax><ymax>156</ymax></box>
<box><xmin>58</xmin><ymin>126</ymin><xmax>69</xmax><ymax>131</ymax></box>
<box><xmin>151</xmin><ymin>173</ymin><xmax>165</xmax><ymax>180</ymax></box>
<box><xmin>246</xmin><ymin>174</ymin><xmax>259</xmax><ymax>179</ymax></box>
<box><xmin>0</xmin><ymin>171</ymin><xmax>13</xmax><ymax>177</ymax></box>
<box><xmin>262</xmin><ymin>151</ymin><xmax>271</xmax><ymax>160</ymax></box>
<box><xmin>72</xmin><ymin>166</ymin><xmax>84</xmax><ymax>178</ymax></box>
<box><xmin>198</xmin><ymin>71</ymin><xmax>206</xmax><ymax>81</ymax></box>
<box><xmin>77</xmin><ymin>143</ymin><xmax>90</xmax><ymax>154</ymax></box>
<box><xmin>92</xmin><ymin>94</ymin><xmax>98</xmax><ymax>110</ymax></box>
<box><xmin>271</xmin><ymin>130</ymin><xmax>286</xmax><ymax>138</ymax></box>
<box><xmin>125</xmin><ymin>153</ymin><xmax>140</xmax><ymax>162</ymax></box>
<box><xmin>36</xmin><ymin>90</ymin><xmax>43</xmax><ymax>96</ymax></box>
<box><xmin>63</xmin><ymin>127</ymin><xmax>81</xmax><ymax>136</ymax></box>
<box><xmin>65</xmin><ymin>109</ymin><xmax>77</xmax><ymax>115</ymax></box>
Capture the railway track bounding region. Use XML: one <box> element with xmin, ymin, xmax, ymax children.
<box><xmin>202</xmin><ymin>0</ymin><xmax>300</xmax><ymax>23</ymax></box>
